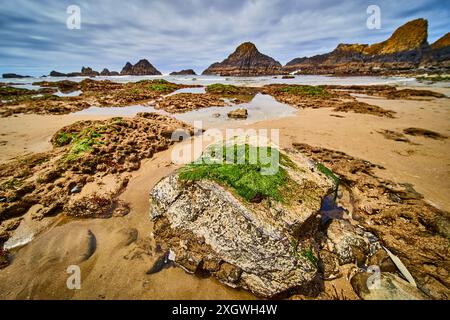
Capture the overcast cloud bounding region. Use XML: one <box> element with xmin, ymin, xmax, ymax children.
<box><xmin>0</xmin><ymin>0</ymin><xmax>449</xmax><ymax>75</ymax></box>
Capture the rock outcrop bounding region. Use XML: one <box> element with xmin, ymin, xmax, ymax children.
<box><xmin>80</xmin><ymin>67</ymin><xmax>99</xmax><ymax>77</ymax></box>
<box><xmin>120</xmin><ymin>59</ymin><xmax>162</xmax><ymax>75</ymax></box>
<box><xmin>100</xmin><ymin>68</ymin><xmax>119</xmax><ymax>76</ymax></box>
<box><xmin>49</xmin><ymin>70</ymin><xmax>68</xmax><ymax>77</ymax></box>
<box><xmin>49</xmin><ymin>67</ymin><xmax>101</xmax><ymax>77</ymax></box>
<box><xmin>149</xmin><ymin>145</ymin><xmax>334</xmax><ymax>297</ymax></box>
<box><xmin>284</xmin><ymin>19</ymin><xmax>449</xmax><ymax>75</ymax></box>
<box><xmin>202</xmin><ymin>42</ymin><xmax>282</xmax><ymax>76</ymax></box>
<box><xmin>2</xmin><ymin>73</ymin><xmax>30</xmax><ymax>79</ymax></box>
<box><xmin>170</xmin><ymin>69</ymin><xmax>196</xmax><ymax>76</ymax></box>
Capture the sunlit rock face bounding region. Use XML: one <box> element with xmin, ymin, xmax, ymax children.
<box><xmin>202</xmin><ymin>42</ymin><xmax>283</xmax><ymax>76</ymax></box>
<box><xmin>284</xmin><ymin>19</ymin><xmax>450</xmax><ymax>75</ymax></box>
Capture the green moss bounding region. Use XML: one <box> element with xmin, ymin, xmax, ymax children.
<box><xmin>206</xmin><ymin>83</ymin><xmax>240</xmax><ymax>94</ymax></box>
<box><xmin>316</xmin><ymin>163</ymin><xmax>340</xmax><ymax>200</ymax></box>
<box><xmin>54</xmin><ymin>132</ymin><xmax>75</xmax><ymax>146</ymax></box>
<box><xmin>146</xmin><ymin>83</ymin><xmax>177</xmax><ymax>92</ymax></box>
<box><xmin>290</xmin><ymin>239</ymin><xmax>318</xmax><ymax>267</ymax></box>
<box><xmin>133</xmin><ymin>79</ymin><xmax>177</xmax><ymax>93</ymax></box>
<box><xmin>0</xmin><ymin>86</ymin><xmax>58</xmax><ymax>104</ymax></box>
<box><xmin>1</xmin><ymin>178</ymin><xmax>23</xmax><ymax>190</ymax></box>
<box><xmin>278</xmin><ymin>85</ymin><xmax>328</xmax><ymax>97</ymax></box>
<box><xmin>62</xmin><ymin>128</ymin><xmax>103</xmax><ymax>162</ymax></box>
<box><xmin>301</xmin><ymin>248</ymin><xmax>318</xmax><ymax>267</ymax></box>
<box><xmin>416</xmin><ymin>75</ymin><xmax>450</xmax><ymax>83</ymax></box>
<box><xmin>179</xmin><ymin>144</ymin><xmax>294</xmax><ymax>202</ymax></box>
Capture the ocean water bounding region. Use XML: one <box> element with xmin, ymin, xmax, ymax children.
<box><xmin>0</xmin><ymin>74</ymin><xmax>430</xmax><ymax>87</ymax></box>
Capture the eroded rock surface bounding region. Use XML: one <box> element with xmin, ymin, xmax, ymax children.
<box><xmin>292</xmin><ymin>143</ymin><xmax>450</xmax><ymax>299</ymax></box>
<box><xmin>149</xmin><ymin>150</ymin><xmax>334</xmax><ymax>297</ymax></box>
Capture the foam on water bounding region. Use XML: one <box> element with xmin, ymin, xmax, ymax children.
<box><xmin>0</xmin><ymin>74</ymin><xmax>433</xmax><ymax>87</ymax></box>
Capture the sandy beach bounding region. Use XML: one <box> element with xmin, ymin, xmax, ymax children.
<box><xmin>0</xmin><ymin>83</ymin><xmax>448</xmax><ymax>299</ymax></box>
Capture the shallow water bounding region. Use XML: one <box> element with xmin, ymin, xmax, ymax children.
<box><xmin>165</xmin><ymin>86</ymin><xmax>206</xmax><ymax>96</ymax></box>
<box><xmin>53</xmin><ymin>90</ymin><xmax>82</xmax><ymax>97</ymax></box>
<box><xmin>72</xmin><ymin>93</ymin><xmax>296</xmax><ymax>128</ymax></box>
<box><xmin>174</xmin><ymin>93</ymin><xmax>296</xmax><ymax>127</ymax></box>
<box><xmin>73</xmin><ymin>105</ymin><xmax>164</xmax><ymax>117</ymax></box>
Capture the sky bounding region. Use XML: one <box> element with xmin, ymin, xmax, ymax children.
<box><xmin>0</xmin><ymin>0</ymin><xmax>449</xmax><ymax>76</ymax></box>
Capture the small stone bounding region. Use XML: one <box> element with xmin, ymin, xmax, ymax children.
<box><xmin>70</xmin><ymin>185</ymin><xmax>82</xmax><ymax>193</ymax></box>
<box><xmin>368</xmin><ymin>249</ymin><xmax>397</xmax><ymax>273</ymax></box>
<box><xmin>319</xmin><ymin>249</ymin><xmax>341</xmax><ymax>280</ymax></box>
<box><xmin>227</xmin><ymin>108</ymin><xmax>248</xmax><ymax>119</ymax></box>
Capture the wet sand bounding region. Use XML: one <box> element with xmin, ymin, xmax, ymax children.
<box><xmin>0</xmin><ymin>87</ymin><xmax>449</xmax><ymax>299</ymax></box>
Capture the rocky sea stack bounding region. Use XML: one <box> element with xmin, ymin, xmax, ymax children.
<box><xmin>203</xmin><ymin>42</ymin><xmax>282</xmax><ymax>76</ymax></box>
<box><xmin>284</xmin><ymin>18</ymin><xmax>450</xmax><ymax>75</ymax></box>
<box><xmin>2</xmin><ymin>73</ymin><xmax>30</xmax><ymax>79</ymax></box>
<box><xmin>170</xmin><ymin>69</ymin><xmax>196</xmax><ymax>76</ymax></box>
<box><xmin>100</xmin><ymin>68</ymin><xmax>119</xmax><ymax>76</ymax></box>
<box><xmin>120</xmin><ymin>59</ymin><xmax>162</xmax><ymax>76</ymax></box>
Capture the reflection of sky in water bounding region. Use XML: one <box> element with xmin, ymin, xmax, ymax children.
<box><xmin>73</xmin><ymin>105</ymin><xmax>164</xmax><ymax>117</ymax></box>
<box><xmin>53</xmin><ymin>90</ymin><xmax>82</xmax><ymax>97</ymax></box>
<box><xmin>72</xmin><ymin>93</ymin><xmax>296</xmax><ymax>128</ymax></box>
<box><xmin>165</xmin><ymin>87</ymin><xmax>206</xmax><ymax>96</ymax></box>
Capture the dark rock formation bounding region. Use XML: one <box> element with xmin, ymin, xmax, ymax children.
<box><xmin>100</xmin><ymin>68</ymin><xmax>120</xmax><ymax>76</ymax></box>
<box><xmin>202</xmin><ymin>42</ymin><xmax>282</xmax><ymax>76</ymax></box>
<box><xmin>80</xmin><ymin>67</ymin><xmax>99</xmax><ymax>77</ymax></box>
<box><xmin>50</xmin><ymin>67</ymin><xmax>100</xmax><ymax>77</ymax></box>
<box><xmin>120</xmin><ymin>59</ymin><xmax>162</xmax><ymax>75</ymax></box>
<box><xmin>49</xmin><ymin>70</ymin><xmax>67</xmax><ymax>77</ymax></box>
<box><xmin>2</xmin><ymin>73</ymin><xmax>30</xmax><ymax>79</ymax></box>
<box><xmin>284</xmin><ymin>19</ymin><xmax>449</xmax><ymax>75</ymax></box>
<box><xmin>170</xmin><ymin>69</ymin><xmax>196</xmax><ymax>76</ymax></box>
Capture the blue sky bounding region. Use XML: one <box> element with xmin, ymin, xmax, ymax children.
<box><xmin>1</xmin><ymin>0</ymin><xmax>449</xmax><ymax>76</ymax></box>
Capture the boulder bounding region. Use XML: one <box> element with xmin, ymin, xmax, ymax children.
<box><xmin>326</xmin><ymin>219</ymin><xmax>369</xmax><ymax>266</ymax></box>
<box><xmin>227</xmin><ymin>108</ymin><xmax>248</xmax><ymax>119</ymax></box>
<box><xmin>149</xmin><ymin>147</ymin><xmax>334</xmax><ymax>297</ymax></box>
<box><xmin>351</xmin><ymin>272</ymin><xmax>428</xmax><ymax>300</ymax></box>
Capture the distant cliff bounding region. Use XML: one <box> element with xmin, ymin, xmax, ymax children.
<box><xmin>283</xmin><ymin>19</ymin><xmax>449</xmax><ymax>75</ymax></box>
<box><xmin>202</xmin><ymin>42</ymin><xmax>282</xmax><ymax>76</ymax></box>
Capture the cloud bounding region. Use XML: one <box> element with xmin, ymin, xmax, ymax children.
<box><xmin>0</xmin><ymin>0</ymin><xmax>448</xmax><ymax>75</ymax></box>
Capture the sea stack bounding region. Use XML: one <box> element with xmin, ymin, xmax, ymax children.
<box><xmin>202</xmin><ymin>42</ymin><xmax>282</xmax><ymax>76</ymax></box>
<box><xmin>120</xmin><ymin>59</ymin><xmax>162</xmax><ymax>75</ymax></box>
<box><xmin>170</xmin><ymin>69</ymin><xmax>197</xmax><ymax>75</ymax></box>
